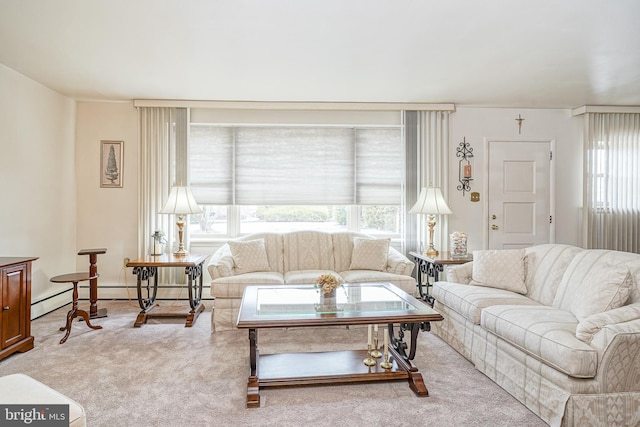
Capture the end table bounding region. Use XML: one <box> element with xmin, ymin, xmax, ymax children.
<box><xmin>409</xmin><ymin>251</ymin><xmax>472</xmax><ymax>306</ymax></box>
<box><xmin>126</xmin><ymin>254</ymin><xmax>208</xmax><ymax>327</ymax></box>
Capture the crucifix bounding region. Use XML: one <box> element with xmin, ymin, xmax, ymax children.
<box><xmin>515</xmin><ymin>114</ymin><xmax>525</xmax><ymax>134</ymax></box>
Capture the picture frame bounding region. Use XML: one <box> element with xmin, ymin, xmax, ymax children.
<box><xmin>100</xmin><ymin>140</ymin><xmax>124</xmax><ymax>188</ymax></box>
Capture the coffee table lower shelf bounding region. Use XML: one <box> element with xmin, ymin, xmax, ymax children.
<box><xmin>247</xmin><ymin>347</ymin><xmax>427</xmax><ymax>408</ymax></box>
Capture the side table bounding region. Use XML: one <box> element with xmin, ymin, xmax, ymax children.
<box><xmin>50</xmin><ymin>272</ymin><xmax>102</xmax><ymax>344</ymax></box>
<box><xmin>126</xmin><ymin>254</ymin><xmax>208</xmax><ymax>327</ymax></box>
<box><xmin>409</xmin><ymin>251</ymin><xmax>472</xmax><ymax>306</ymax></box>
<box><xmin>77</xmin><ymin>248</ymin><xmax>107</xmax><ymax>319</ymax></box>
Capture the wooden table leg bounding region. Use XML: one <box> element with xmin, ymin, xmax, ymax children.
<box><xmin>78</xmin><ymin>248</ymin><xmax>108</xmax><ymax>319</ymax></box>
<box><xmin>389</xmin><ymin>345</ymin><xmax>429</xmax><ymax>396</ymax></box>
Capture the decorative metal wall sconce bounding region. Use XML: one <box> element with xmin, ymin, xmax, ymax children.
<box><xmin>456</xmin><ymin>137</ymin><xmax>474</xmax><ymax>195</ymax></box>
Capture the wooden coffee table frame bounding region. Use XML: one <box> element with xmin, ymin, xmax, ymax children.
<box><xmin>236</xmin><ymin>283</ymin><xmax>443</xmax><ymax>408</ymax></box>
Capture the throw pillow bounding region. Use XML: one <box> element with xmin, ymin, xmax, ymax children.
<box><xmin>228</xmin><ymin>238</ymin><xmax>271</xmax><ymax>275</ymax></box>
<box><xmin>575</xmin><ymin>302</ymin><xmax>640</xmax><ymax>342</ymax></box>
<box><xmin>349</xmin><ymin>238</ymin><xmax>390</xmax><ymax>271</ymax></box>
<box><xmin>469</xmin><ymin>249</ymin><xmax>527</xmax><ymax>294</ymax></box>
<box><xmin>570</xmin><ymin>265</ymin><xmax>632</xmax><ymax>322</ymax></box>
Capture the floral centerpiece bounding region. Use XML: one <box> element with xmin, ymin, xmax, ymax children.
<box><xmin>314</xmin><ymin>273</ymin><xmax>342</xmax><ymax>296</ymax></box>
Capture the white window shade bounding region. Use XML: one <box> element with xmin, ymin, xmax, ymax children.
<box><xmin>356</xmin><ymin>128</ymin><xmax>402</xmax><ymax>204</ymax></box>
<box><xmin>189</xmin><ymin>124</ymin><xmax>402</xmax><ymax>206</ymax></box>
<box><xmin>235</xmin><ymin>127</ymin><xmax>355</xmax><ymax>205</ymax></box>
<box><xmin>190</xmin><ymin>125</ymin><xmax>233</xmax><ymax>204</ymax></box>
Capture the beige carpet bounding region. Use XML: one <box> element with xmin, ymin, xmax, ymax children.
<box><xmin>0</xmin><ymin>301</ymin><xmax>547</xmax><ymax>427</ymax></box>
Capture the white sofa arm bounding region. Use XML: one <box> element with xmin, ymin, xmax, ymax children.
<box><xmin>589</xmin><ymin>314</ymin><xmax>640</xmax><ymax>393</ymax></box>
<box><xmin>206</xmin><ymin>244</ymin><xmax>235</xmax><ymax>279</ymax></box>
<box><xmin>446</xmin><ymin>262</ymin><xmax>473</xmax><ymax>284</ymax></box>
<box><xmin>386</xmin><ymin>248</ymin><xmax>415</xmax><ymax>276</ymax></box>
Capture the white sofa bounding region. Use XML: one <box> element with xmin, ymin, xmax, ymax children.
<box><xmin>207</xmin><ymin>230</ymin><xmax>417</xmax><ymax>331</ymax></box>
<box><xmin>431</xmin><ymin>244</ymin><xmax>640</xmax><ymax>427</ymax></box>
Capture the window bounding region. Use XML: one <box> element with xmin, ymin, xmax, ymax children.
<box><xmin>584</xmin><ymin>112</ymin><xmax>640</xmax><ymax>252</ymax></box>
<box><xmin>188</xmin><ymin>111</ymin><xmax>404</xmax><ymax>240</ymax></box>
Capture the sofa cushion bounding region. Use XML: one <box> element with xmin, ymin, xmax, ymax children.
<box><xmin>523</xmin><ymin>244</ymin><xmax>583</xmax><ymax>305</ymax></box>
<box><xmin>554</xmin><ymin>252</ymin><xmax>634</xmax><ymax>316</ymax></box>
<box><xmin>283</xmin><ymin>230</ymin><xmax>335</xmax><ymax>271</ymax></box>
<box><xmin>349</xmin><ymin>237</ymin><xmax>390</xmax><ymax>271</ymax></box>
<box><xmin>331</xmin><ymin>232</ymin><xmax>368</xmax><ymax>272</ymax></box>
<box><xmin>228</xmin><ymin>238</ymin><xmax>271</xmax><ymax>274</ymax></box>
<box><xmin>576</xmin><ymin>302</ymin><xmax>640</xmax><ymax>342</ymax></box>
<box><xmin>284</xmin><ymin>270</ymin><xmax>339</xmax><ymax>285</ymax></box>
<box><xmin>470</xmin><ymin>249</ymin><xmax>527</xmax><ymax>294</ymax></box>
<box><xmin>481</xmin><ymin>305</ymin><xmax>597</xmax><ymax>378</ymax></box>
<box><xmin>432</xmin><ymin>281</ymin><xmax>541</xmax><ymax>324</ymax></box>
<box><xmin>570</xmin><ymin>265</ymin><xmax>632</xmax><ymax>321</ymax></box>
<box><xmin>211</xmin><ymin>272</ymin><xmax>285</xmax><ymax>298</ymax></box>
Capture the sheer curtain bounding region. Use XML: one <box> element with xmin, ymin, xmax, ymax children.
<box><xmin>405</xmin><ymin>110</ymin><xmax>451</xmax><ymax>253</ymax></box>
<box><xmin>584</xmin><ymin>112</ymin><xmax>640</xmax><ymax>253</ymax></box>
<box><xmin>138</xmin><ymin>107</ymin><xmax>189</xmax><ymax>256</ymax></box>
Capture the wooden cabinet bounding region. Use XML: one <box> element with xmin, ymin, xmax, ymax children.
<box><xmin>0</xmin><ymin>257</ymin><xmax>37</xmax><ymax>360</ymax></box>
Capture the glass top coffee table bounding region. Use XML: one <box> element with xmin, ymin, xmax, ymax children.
<box><xmin>236</xmin><ymin>282</ymin><xmax>443</xmax><ymax>408</ymax></box>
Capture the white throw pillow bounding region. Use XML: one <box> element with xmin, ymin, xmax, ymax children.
<box><xmin>570</xmin><ymin>265</ymin><xmax>632</xmax><ymax>322</ymax></box>
<box><xmin>349</xmin><ymin>238</ymin><xmax>390</xmax><ymax>271</ymax></box>
<box><xmin>576</xmin><ymin>302</ymin><xmax>640</xmax><ymax>342</ymax></box>
<box><xmin>228</xmin><ymin>239</ymin><xmax>271</xmax><ymax>275</ymax></box>
<box><xmin>469</xmin><ymin>249</ymin><xmax>527</xmax><ymax>294</ymax></box>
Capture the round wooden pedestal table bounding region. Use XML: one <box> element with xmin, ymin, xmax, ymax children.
<box><xmin>50</xmin><ymin>272</ymin><xmax>102</xmax><ymax>344</ymax></box>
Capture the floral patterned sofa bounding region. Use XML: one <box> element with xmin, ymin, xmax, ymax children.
<box><xmin>431</xmin><ymin>244</ymin><xmax>640</xmax><ymax>427</ymax></box>
<box><xmin>207</xmin><ymin>230</ymin><xmax>417</xmax><ymax>331</ymax></box>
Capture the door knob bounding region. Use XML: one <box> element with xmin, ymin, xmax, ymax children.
<box><xmin>491</xmin><ymin>224</ymin><xmax>499</xmax><ymax>230</ymax></box>
<box><xmin>2</xmin><ymin>306</ymin><xmax>9</xmax><ymax>311</ymax></box>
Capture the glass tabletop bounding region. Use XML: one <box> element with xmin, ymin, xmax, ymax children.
<box><xmin>237</xmin><ymin>282</ymin><xmax>442</xmax><ymax>328</ymax></box>
<box><xmin>256</xmin><ymin>283</ymin><xmax>413</xmax><ymax>315</ymax></box>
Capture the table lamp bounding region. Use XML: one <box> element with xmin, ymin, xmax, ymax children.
<box><xmin>409</xmin><ymin>185</ymin><xmax>452</xmax><ymax>258</ymax></box>
<box><xmin>160</xmin><ymin>186</ymin><xmax>203</xmax><ymax>256</ymax></box>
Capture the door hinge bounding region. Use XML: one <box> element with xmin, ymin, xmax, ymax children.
<box><xmin>550</xmin><ymin>151</ymin><xmax>553</xmax><ymax>161</ymax></box>
<box><xmin>550</xmin><ymin>215</ymin><xmax>553</xmax><ymax>224</ymax></box>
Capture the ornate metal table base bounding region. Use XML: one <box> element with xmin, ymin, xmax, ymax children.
<box><xmin>410</xmin><ymin>251</ymin><xmax>472</xmax><ymax>307</ymax></box>
<box><xmin>127</xmin><ymin>255</ymin><xmax>207</xmax><ymax>328</ymax></box>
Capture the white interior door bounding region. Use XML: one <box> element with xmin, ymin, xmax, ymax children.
<box><xmin>487</xmin><ymin>140</ymin><xmax>553</xmax><ymax>249</ymax></box>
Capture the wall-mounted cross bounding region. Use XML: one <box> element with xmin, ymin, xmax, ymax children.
<box><xmin>515</xmin><ymin>114</ymin><xmax>525</xmax><ymax>134</ymax></box>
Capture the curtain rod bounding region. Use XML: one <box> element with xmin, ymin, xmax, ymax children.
<box><xmin>133</xmin><ymin>99</ymin><xmax>456</xmax><ymax>112</ymax></box>
<box><xmin>572</xmin><ymin>105</ymin><xmax>640</xmax><ymax>116</ymax></box>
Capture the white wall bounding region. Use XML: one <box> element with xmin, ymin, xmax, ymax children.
<box><xmin>447</xmin><ymin>107</ymin><xmax>583</xmax><ymax>252</ymax></box>
<box><xmin>75</xmin><ymin>101</ymin><xmax>139</xmax><ymax>299</ymax></box>
<box><xmin>0</xmin><ymin>64</ymin><xmax>77</xmax><ymax>318</ymax></box>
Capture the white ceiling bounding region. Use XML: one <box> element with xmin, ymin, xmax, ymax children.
<box><xmin>1</xmin><ymin>0</ymin><xmax>639</xmax><ymax>108</ymax></box>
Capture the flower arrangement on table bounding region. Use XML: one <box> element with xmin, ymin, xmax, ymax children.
<box><xmin>314</xmin><ymin>273</ymin><xmax>343</xmax><ymax>295</ymax></box>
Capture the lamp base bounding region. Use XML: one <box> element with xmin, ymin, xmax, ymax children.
<box><xmin>174</xmin><ymin>216</ymin><xmax>188</xmax><ymax>257</ymax></box>
<box><xmin>425</xmin><ymin>214</ymin><xmax>439</xmax><ymax>259</ymax></box>
<box><xmin>425</xmin><ymin>246</ymin><xmax>439</xmax><ymax>258</ymax></box>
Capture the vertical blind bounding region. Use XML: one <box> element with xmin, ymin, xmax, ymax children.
<box><xmin>189</xmin><ymin>124</ymin><xmax>402</xmax><ymax>205</ymax></box>
<box><xmin>584</xmin><ymin>113</ymin><xmax>640</xmax><ymax>253</ymax></box>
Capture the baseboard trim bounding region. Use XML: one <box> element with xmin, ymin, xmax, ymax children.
<box><xmin>31</xmin><ymin>292</ymin><xmax>71</xmax><ymax>320</ymax></box>
<box><xmin>31</xmin><ymin>286</ymin><xmax>213</xmax><ymax>319</ymax></box>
